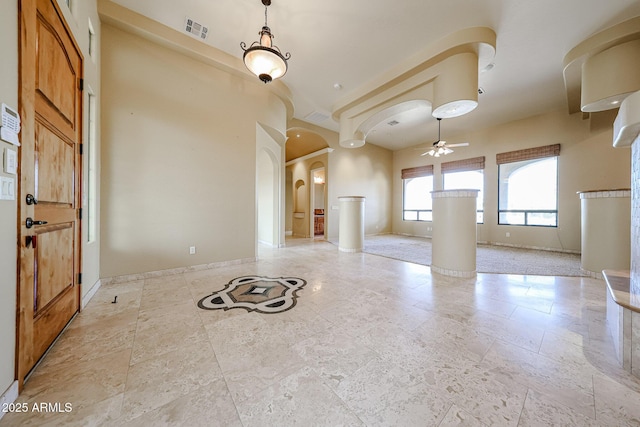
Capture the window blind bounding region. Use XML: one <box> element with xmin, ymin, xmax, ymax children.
<box><xmin>441</xmin><ymin>156</ymin><xmax>485</xmax><ymax>174</ymax></box>
<box><xmin>401</xmin><ymin>165</ymin><xmax>434</xmax><ymax>179</ymax></box>
<box><xmin>496</xmin><ymin>144</ymin><xmax>560</xmax><ymax>165</ymax></box>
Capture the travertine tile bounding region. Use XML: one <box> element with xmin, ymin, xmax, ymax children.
<box><xmin>121</xmin><ymin>380</ymin><xmax>241</xmax><ymax>427</ymax></box>
<box><xmin>292</xmin><ymin>325</ymin><xmax>379</xmax><ymax>389</ymax></box>
<box><xmin>439</xmin><ymin>404</ymin><xmax>489</xmax><ymax>426</ymax></box>
<box><xmin>121</xmin><ymin>340</ymin><xmax>223</xmax><ymax>421</ymax></box>
<box><xmin>333</xmin><ymin>358</ymin><xmax>450</xmax><ymax>425</ymax></box>
<box><xmin>16</xmin><ymin>349</ymin><xmax>131</xmax><ymax>411</ymax></box>
<box><xmin>5</xmin><ymin>238</ymin><xmax>640</xmax><ymax>427</ymax></box>
<box><xmin>593</xmin><ymin>373</ymin><xmax>640</xmax><ymax>426</ymax></box>
<box><xmin>235</xmin><ymin>367</ymin><xmax>363</xmax><ymax>426</ymax></box>
<box><xmin>517</xmin><ymin>389</ymin><xmax>599</xmax><ymax>427</ymax></box>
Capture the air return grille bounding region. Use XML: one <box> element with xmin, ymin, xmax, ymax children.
<box><xmin>304</xmin><ymin>111</ymin><xmax>331</xmax><ymax>124</ymax></box>
<box><xmin>185</xmin><ymin>17</ymin><xmax>209</xmax><ymax>40</ymax></box>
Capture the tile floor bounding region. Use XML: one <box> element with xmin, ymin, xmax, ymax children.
<box><xmin>2</xmin><ymin>239</ymin><xmax>640</xmax><ymax>426</ymax></box>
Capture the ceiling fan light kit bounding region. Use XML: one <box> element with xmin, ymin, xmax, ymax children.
<box><xmin>421</xmin><ymin>117</ymin><xmax>469</xmax><ymax>157</ymax></box>
<box><xmin>241</xmin><ymin>0</ymin><xmax>291</xmax><ymax>84</ymax></box>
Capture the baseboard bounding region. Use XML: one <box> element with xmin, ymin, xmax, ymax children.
<box><xmin>486</xmin><ymin>240</ymin><xmax>580</xmax><ymax>254</ymax></box>
<box><xmin>101</xmin><ymin>257</ymin><xmax>257</xmax><ymax>285</ymax></box>
<box><xmin>81</xmin><ymin>279</ymin><xmax>102</xmax><ymax>310</ymax></box>
<box><xmin>258</xmin><ymin>240</ymin><xmax>277</xmax><ymax>248</ymax></box>
<box><xmin>0</xmin><ymin>381</ymin><xmax>19</xmax><ymax>421</ymax></box>
<box><xmin>391</xmin><ymin>232</ymin><xmax>579</xmax><ymax>254</ymax></box>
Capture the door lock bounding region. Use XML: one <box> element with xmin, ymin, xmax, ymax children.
<box><xmin>25</xmin><ymin>217</ymin><xmax>48</xmax><ymax>228</ymax></box>
<box><xmin>26</xmin><ymin>194</ymin><xmax>38</xmax><ymax>205</ymax></box>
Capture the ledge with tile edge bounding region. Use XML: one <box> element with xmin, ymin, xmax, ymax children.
<box><xmin>603</xmin><ymin>269</ymin><xmax>640</xmax><ymax>378</ymax></box>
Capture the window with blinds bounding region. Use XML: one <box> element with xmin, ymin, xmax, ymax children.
<box><xmin>441</xmin><ymin>157</ymin><xmax>485</xmax><ymax>223</ymax></box>
<box><xmin>497</xmin><ymin>144</ymin><xmax>560</xmax><ymax>227</ymax></box>
<box><xmin>401</xmin><ymin>165</ymin><xmax>434</xmax><ymax>221</ymax></box>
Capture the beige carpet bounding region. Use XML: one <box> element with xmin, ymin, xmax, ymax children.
<box><xmin>354</xmin><ymin>234</ymin><xmax>588</xmax><ymax>277</ymax></box>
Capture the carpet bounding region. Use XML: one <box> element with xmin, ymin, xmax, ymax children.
<box><xmin>357</xmin><ymin>234</ymin><xmax>588</xmax><ymax>277</ymax></box>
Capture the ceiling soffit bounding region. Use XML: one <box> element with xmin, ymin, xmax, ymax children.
<box><xmin>563</xmin><ymin>16</ymin><xmax>640</xmax><ymax>115</ymax></box>
<box><xmin>331</xmin><ymin>27</ymin><xmax>496</xmax><ymax>148</ymax></box>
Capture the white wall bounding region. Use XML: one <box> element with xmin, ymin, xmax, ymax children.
<box><xmin>0</xmin><ymin>0</ymin><xmax>18</xmax><ymax>403</ymax></box>
<box><xmin>71</xmin><ymin>0</ymin><xmax>102</xmax><ymax>301</ymax></box>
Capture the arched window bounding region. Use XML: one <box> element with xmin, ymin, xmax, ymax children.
<box><xmin>498</xmin><ymin>155</ymin><xmax>558</xmax><ymax>226</ymax></box>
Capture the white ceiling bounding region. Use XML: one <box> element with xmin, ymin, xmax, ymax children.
<box><xmin>109</xmin><ymin>0</ymin><xmax>640</xmax><ymax>151</ymax></box>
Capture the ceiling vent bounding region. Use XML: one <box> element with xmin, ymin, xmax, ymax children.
<box><xmin>387</xmin><ymin>120</ymin><xmax>400</xmax><ymax>126</ymax></box>
<box><xmin>304</xmin><ymin>110</ymin><xmax>330</xmax><ymax>124</ymax></box>
<box><xmin>185</xmin><ymin>17</ymin><xmax>209</xmax><ymax>40</ymax></box>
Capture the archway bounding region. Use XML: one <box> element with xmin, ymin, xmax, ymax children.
<box><xmin>256</xmin><ymin>123</ymin><xmax>284</xmax><ymax>249</ymax></box>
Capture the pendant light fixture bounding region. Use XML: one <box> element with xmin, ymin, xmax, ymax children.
<box><xmin>241</xmin><ymin>0</ymin><xmax>291</xmax><ymax>84</ymax></box>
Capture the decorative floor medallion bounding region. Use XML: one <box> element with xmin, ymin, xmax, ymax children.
<box><xmin>197</xmin><ymin>276</ymin><xmax>306</xmax><ymax>314</ymax></box>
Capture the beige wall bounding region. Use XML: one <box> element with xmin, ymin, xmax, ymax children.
<box><xmin>393</xmin><ymin>109</ymin><xmax>631</xmax><ymax>252</ymax></box>
<box><xmin>327</xmin><ymin>142</ymin><xmax>394</xmax><ymax>239</ymax></box>
<box><xmin>100</xmin><ymin>24</ymin><xmax>287</xmax><ymax>277</ymax></box>
<box><xmin>0</xmin><ymin>0</ymin><xmax>18</xmax><ymax>401</ymax></box>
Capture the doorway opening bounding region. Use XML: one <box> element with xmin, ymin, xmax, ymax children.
<box><xmin>310</xmin><ymin>167</ymin><xmax>326</xmax><ymax>239</ymax></box>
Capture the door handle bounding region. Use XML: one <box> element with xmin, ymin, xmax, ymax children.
<box><xmin>25</xmin><ymin>217</ymin><xmax>48</xmax><ymax>228</ymax></box>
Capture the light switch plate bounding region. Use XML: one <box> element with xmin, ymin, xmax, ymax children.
<box><xmin>4</xmin><ymin>147</ymin><xmax>17</xmax><ymax>174</ymax></box>
<box><xmin>0</xmin><ymin>176</ymin><xmax>15</xmax><ymax>200</ymax></box>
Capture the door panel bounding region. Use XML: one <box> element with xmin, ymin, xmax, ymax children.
<box><xmin>18</xmin><ymin>0</ymin><xmax>83</xmax><ymax>385</ymax></box>
<box><xmin>35</xmin><ymin>121</ymin><xmax>74</xmax><ymax>205</ymax></box>
<box><xmin>35</xmin><ymin>225</ymin><xmax>74</xmax><ymax>311</ymax></box>
<box><xmin>36</xmin><ymin>18</ymin><xmax>76</xmax><ymax>126</ymax></box>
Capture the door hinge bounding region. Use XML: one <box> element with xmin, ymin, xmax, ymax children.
<box><xmin>78</xmin><ymin>273</ymin><xmax>82</xmax><ymax>285</ymax></box>
<box><xmin>78</xmin><ymin>208</ymin><xmax>82</xmax><ymax>220</ymax></box>
<box><xmin>79</xmin><ymin>78</ymin><xmax>84</xmax><ymax>91</ymax></box>
<box><xmin>79</xmin><ymin>143</ymin><xmax>83</xmax><ymax>155</ymax></box>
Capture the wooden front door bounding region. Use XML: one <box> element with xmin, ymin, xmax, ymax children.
<box><xmin>17</xmin><ymin>0</ymin><xmax>83</xmax><ymax>384</ymax></box>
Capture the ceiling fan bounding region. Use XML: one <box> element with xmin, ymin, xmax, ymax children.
<box><xmin>419</xmin><ymin>118</ymin><xmax>469</xmax><ymax>157</ymax></box>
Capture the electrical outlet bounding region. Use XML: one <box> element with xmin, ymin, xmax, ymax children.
<box><xmin>505</xmin><ymin>232</ymin><xmax>510</xmax><ymax>237</ymax></box>
<box><xmin>189</xmin><ymin>246</ymin><xmax>196</xmax><ymax>255</ymax></box>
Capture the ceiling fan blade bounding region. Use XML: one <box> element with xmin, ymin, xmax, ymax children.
<box><xmin>447</xmin><ymin>142</ymin><xmax>470</xmax><ymax>147</ymax></box>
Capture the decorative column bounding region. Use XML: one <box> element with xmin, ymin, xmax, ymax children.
<box><xmin>338</xmin><ymin>196</ymin><xmax>365</xmax><ymax>253</ymax></box>
<box><xmin>578</xmin><ymin>189</ymin><xmax>631</xmax><ymax>278</ymax></box>
<box><xmin>431</xmin><ymin>190</ymin><xmax>478</xmax><ymax>277</ymax></box>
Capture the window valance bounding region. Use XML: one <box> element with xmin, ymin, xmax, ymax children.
<box><xmin>401</xmin><ymin>165</ymin><xmax>434</xmax><ymax>179</ymax></box>
<box><xmin>496</xmin><ymin>144</ymin><xmax>560</xmax><ymax>165</ymax></box>
<box><xmin>441</xmin><ymin>156</ymin><xmax>485</xmax><ymax>173</ymax></box>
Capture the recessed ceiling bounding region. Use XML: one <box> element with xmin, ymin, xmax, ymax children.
<box><xmin>285</xmin><ymin>128</ymin><xmax>329</xmax><ymax>162</ymax></box>
<box><xmin>109</xmin><ymin>0</ymin><xmax>640</xmax><ymax>151</ymax></box>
